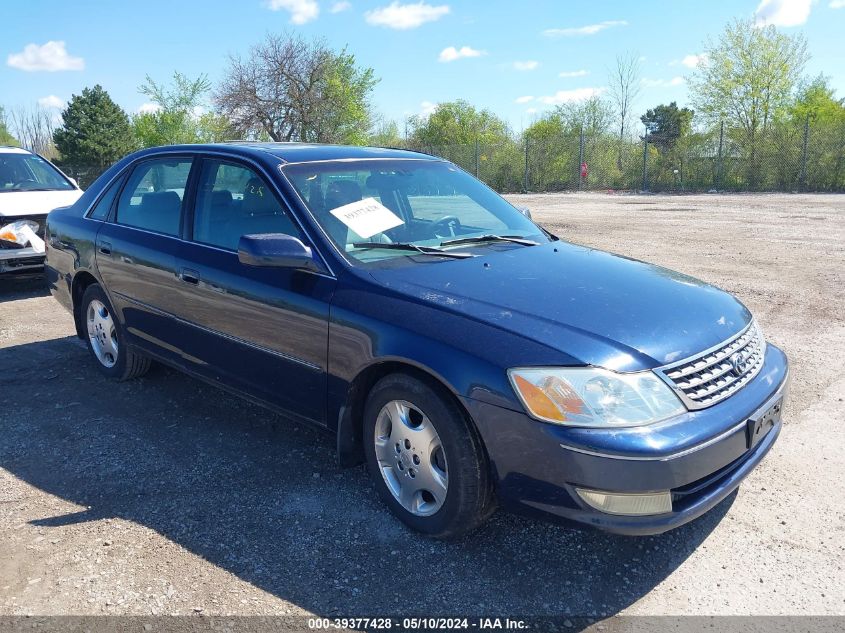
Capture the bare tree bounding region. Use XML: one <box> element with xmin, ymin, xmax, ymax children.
<box><xmin>214</xmin><ymin>32</ymin><xmax>376</xmax><ymax>143</ymax></box>
<box><xmin>10</xmin><ymin>105</ymin><xmax>57</xmax><ymax>157</ymax></box>
<box><xmin>608</xmin><ymin>52</ymin><xmax>642</xmax><ymax>166</ymax></box>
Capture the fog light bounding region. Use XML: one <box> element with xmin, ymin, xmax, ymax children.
<box><xmin>575</xmin><ymin>488</ymin><xmax>672</xmax><ymax>516</ymax></box>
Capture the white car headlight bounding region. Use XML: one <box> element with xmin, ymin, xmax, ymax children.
<box><xmin>508</xmin><ymin>367</ymin><xmax>686</xmax><ymax>427</ymax></box>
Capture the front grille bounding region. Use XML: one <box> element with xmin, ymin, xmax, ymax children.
<box><xmin>656</xmin><ymin>321</ymin><xmax>766</xmax><ymax>409</ymax></box>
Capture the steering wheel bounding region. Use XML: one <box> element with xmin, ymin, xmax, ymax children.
<box><xmin>431</xmin><ymin>215</ymin><xmax>462</xmax><ymax>238</ymax></box>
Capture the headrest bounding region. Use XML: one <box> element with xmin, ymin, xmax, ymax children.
<box><xmin>210</xmin><ymin>190</ymin><xmax>232</xmax><ymax>207</ymax></box>
<box><xmin>241</xmin><ymin>178</ymin><xmax>277</xmax><ymax>215</ymax></box>
<box><xmin>325</xmin><ymin>180</ymin><xmax>362</xmax><ymax>209</ymax></box>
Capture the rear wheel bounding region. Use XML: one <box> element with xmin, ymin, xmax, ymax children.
<box><xmin>363</xmin><ymin>373</ymin><xmax>494</xmax><ymax>539</ymax></box>
<box><xmin>80</xmin><ymin>284</ymin><xmax>151</xmax><ymax>381</ymax></box>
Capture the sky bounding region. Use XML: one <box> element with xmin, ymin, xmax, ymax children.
<box><xmin>1</xmin><ymin>0</ymin><xmax>843</xmax><ymax>135</ymax></box>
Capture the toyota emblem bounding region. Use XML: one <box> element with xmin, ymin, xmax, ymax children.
<box><xmin>729</xmin><ymin>351</ymin><xmax>749</xmax><ymax>376</ymax></box>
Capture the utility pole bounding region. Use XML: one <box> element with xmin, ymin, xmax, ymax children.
<box><xmin>641</xmin><ymin>127</ymin><xmax>649</xmax><ymax>192</ymax></box>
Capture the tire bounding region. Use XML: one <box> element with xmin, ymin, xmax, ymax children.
<box><xmin>80</xmin><ymin>283</ymin><xmax>151</xmax><ymax>381</ymax></box>
<box><xmin>363</xmin><ymin>372</ymin><xmax>494</xmax><ymax>539</ymax></box>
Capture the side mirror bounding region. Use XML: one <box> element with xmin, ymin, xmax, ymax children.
<box><xmin>237</xmin><ymin>233</ymin><xmax>321</xmax><ymax>271</ymax></box>
<box><xmin>516</xmin><ymin>206</ymin><xmax>532</xmax><ymax>220</ymax></box>
<box><xmin>68</xmin><ymin>177</ymin><xmax>79</xmax><ymax>188</ymax></box>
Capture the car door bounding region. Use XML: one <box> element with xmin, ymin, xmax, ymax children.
<box><xmin>95</xmin><ymin>156</ymin><xmax>196</xmax><ymax>362</ymax></box>
<box><xmin>170</xmin><ymin>157</ymin><xmax>335</xmax><ymax>425</ymax></box>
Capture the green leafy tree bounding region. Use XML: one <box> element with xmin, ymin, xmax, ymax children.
<box><xmin>0</xmin><ymin>106</ymin><xmax>18</xmax><ymax>145</ymax></box>
<box><xmin>318</xmin><ymin>50</ymin><xmax>378</xmax><ymax>144</ymax></box>
<box><xmin>689</xmin><ymin>18</ymin><xmax>808</xmax><ymax>186</ymax></box>
<box><xmin>523</xmin><ymin>97</ymin><xmax>618</xmax><ymax>189</ymax></box>
<box><xmin>53</xmin><ymin>85</ymin><xmax>135</xmax><ymax>170</ymax></box>
<box><xmin>368</xmin><ymin>118</ymin><xmax>404</xmax><ymax>147</ymax></box>
<box><xmin>790</xmin><ymin>75</ymin><xmax>845</xmax><ymax>124</ymax></box>
<box><xmin>215</xmin><ymin>33</ymin><xmax>378</xmax><ymax>144</ymax></box>
<box><xmin>789</xmin><ymin>75</ymin><xmax>845</xmax><ymax>190</ymax></box>
<box><xmin>640</xmin><ymin>102</ymin><xmax>694</xmax><ymax>150</ymax></box>
<box><xmin>133</xmin><ymin>72</ymin><xmax>232</xmax><ymax>146</ymax></box>
<box><xmin>407</xmin><ymin>100</ymin><xmax>511</xmax><ymax>147</ymax></box>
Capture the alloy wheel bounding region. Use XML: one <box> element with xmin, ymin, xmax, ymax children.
<box><xmin>86</xmin><ymin>299</ymin><xmax>118</xmax><ymax>368</ymax></box>
<box><xmin>374</xmin><ymin>400</ymin><xmax>448</xmax><ymax>516</ymax></box>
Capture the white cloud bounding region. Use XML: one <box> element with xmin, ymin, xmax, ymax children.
<box><xmin>526</xmin><ymin>108</ymin><xmax>538</xmax><ymax>114</ymax></box>
<box><xmin>676</xmin><ymin>53</ymin><xmax>708</xmax><ymax>68</ymax></box>
<box><xmin>419</xmin><ymin>101</ymin><xmax>437</xmax><ymax>116</ymax></box>
<box><xmin>264</xmin><ymin>0</ymin><xmax>319</xmax><ymax>24</ymax></box>
<box><xmin>7</xmin><ymin>41</ymin><xmax>84</xmax><ymax>72</ymax></box>
<box><xmin>831</xmin><ymin>0</ymin><xmax>845</xmax><ymax>8</ymax></box>
<box><xmin>559</xmin><ymin>69</ymin><xmax>589</xmax><ymax>78</ymax></box>
<box><xmin>438</xmin><ymin>46</ymin><xmax>485</xmax><ymax>62</ymax></box>
<box><xmin>542</xmin><ymin>20</ymin><xmax>627</xmax><ymax>37</ymax></box>
<box><xmin>37</xmin><ymin>95</ymin><xmax>65</xmax><ymax>109</ymax></box>
<box><xmin>330</xmin><ymin>1</ymin><xmax>352</xmax><ymax>12</ymax></box>
<box><xmin>641</xmin><ymin>76</ymin><xmax>685</xmax><ymax>88</ymax></box>
<box><xmin>137</xmin><ymin>103</ymin><xmax>163</xmax><ymax>115</ymax></box>
<box><xmin>365</xmin><ymin>1</ymin><xmax>450</xmax><ymax>29</ymax></box>
<box><xmin>515</xmin><ymin>95</ymin><xmax>534</xmax><ymax>104</ymax></box>
<box><xmin>512</xmin><ymin>60</ymin><xmax>539</xmax><ymax>71</ymax></box>
<box><xmin>538</xmin><ymin>87</ymin><xmax>606</xmax><ymax>105</ymax></box>
<box><xmin>755</xmin><ymin>0</ymin><xmax>812</xmax><ymax>26</ymax></box>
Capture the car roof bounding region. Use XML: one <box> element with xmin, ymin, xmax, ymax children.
<box><xmin>0</xmin><ymin>146</ymin><xmax>33</xmax><ymax>155</ymax></box>
<box><xmin>140</xmin><ymin>142</ymin><xmax>438</xmax><ymax>165</ymax></box>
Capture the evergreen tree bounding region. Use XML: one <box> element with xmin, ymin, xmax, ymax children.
<box><xmin>53</xmin><ymin>85</ymin><xmax>136</xmax><ymax>169</ymax></box>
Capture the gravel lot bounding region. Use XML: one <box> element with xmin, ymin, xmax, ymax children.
<box><xmin>1</xmin><ymin>192</ymin><xmax>843</xmax><ymax>618</ymax></box>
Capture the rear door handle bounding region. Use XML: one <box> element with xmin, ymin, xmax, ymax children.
<box><xmin>179</xmin><ymin>268</ymin><xmax>200</xmax><ymax>285</ymax></box>
<box><xmin>98</xmin><ymin>241</ymin><xmax>112</xmax><ymax>255</ymax></box>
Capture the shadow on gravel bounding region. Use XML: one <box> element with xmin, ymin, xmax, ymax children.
<box><xmin>0</xmin><ymin>275</ymin><xmax>49</xmax><ymax>303</ymax></box>
<box><xmin>0</xmin><ymin>336</ymin><xmax>732</xmax><ymax>618</ymax></box>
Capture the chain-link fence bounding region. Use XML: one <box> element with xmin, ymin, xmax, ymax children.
<box><xmin>410</xmin><ymin>119</ymin><xmax>845</xmax><ymax>194</ymax></box>
<box><xmin>56</xmin><ymin>118</ymin><xmax>845</xmax><ymax>194</ymax></box>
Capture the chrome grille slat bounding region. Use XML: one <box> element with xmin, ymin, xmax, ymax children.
<box><xmin>655</xmin><ymin>321</ymin><xmax>766</xmax><ymax>410</ymax></box>
<box><xmin>666</xmin><ymin>327</ymin><xmax>758</xmax><ymax>380</ymax></box>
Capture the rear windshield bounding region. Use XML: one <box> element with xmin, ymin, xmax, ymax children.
<box><xmin>0</xmin><ymin>153</ymin><xmax>74</xmax><ymax>192</ymax></box>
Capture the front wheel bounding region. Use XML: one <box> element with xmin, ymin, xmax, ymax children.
<box><xmin>80</xmin><ymin>283</ymin><xmax>151</xmax><ymax>381</ymax></box>
<box><xmin>363</xmin><ymin>373</ymin><xmax>494</xmax><ymax>539</ymax></box>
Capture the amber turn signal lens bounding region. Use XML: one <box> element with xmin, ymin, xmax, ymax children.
<box><xmin>513</xmin><ymin>374</ymin><xmax>566</xmax><ymax>422</ymax></box>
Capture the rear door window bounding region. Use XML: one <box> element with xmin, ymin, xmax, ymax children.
<box><xmin>115</xmin><ymin>159</ymin><xmax>192</xmax><ymax>236</ymax></box>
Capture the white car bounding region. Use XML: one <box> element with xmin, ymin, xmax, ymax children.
<box><xmin>1</xmin><ymin>146</ymin><xmax>83</xmax><ymax>274</ymax></box>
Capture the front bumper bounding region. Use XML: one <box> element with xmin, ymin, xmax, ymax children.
<box><xmin>0</xmin><ymin>245</ymin><xmax>45</xmax><ymax>274</ymax></box>
<box><xmin>463</xmin><ymin>343</ymin><xmax>789</xmax><ymax>535</ymax></box>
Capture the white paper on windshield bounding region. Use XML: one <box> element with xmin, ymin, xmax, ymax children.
<box><xmin>19</xmin><ymin>224</ymin><xmax>45</xmax><ymax>253</ymax></box>
<box><xmin>330</xmin><ymin>197</ymin><xmax>403</xmax><ymax>239</ymax></box>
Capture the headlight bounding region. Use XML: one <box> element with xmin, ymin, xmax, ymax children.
<box><xmin>508</xmin><ymin>367</ymin><xmax>686</xmax><ymax>427</ymax></box>
<box><xmin>0</xmin><ymin>220</ymin><xmax>40</xmax><ymax>246</ymax></box>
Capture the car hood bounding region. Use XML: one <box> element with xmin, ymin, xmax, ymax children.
<box><xmin>0</xmin><ymin>190</ymin><xmax>83</xmax><ymax>217</ymax></box>
<box><xmin>368</xmin><ymin>241</ymin><xmax>751</xmax><ymax>371</ymax></box>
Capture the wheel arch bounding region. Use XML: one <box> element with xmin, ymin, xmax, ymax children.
<box><xmin>70</xmin><ymin>270</ymin><xmax>99</xmax><ymax>339</ymax></box>
<box><xmin>335</xmin><ymin>358</ymin><xmax>488</xmax><ymax>470</ymax></box>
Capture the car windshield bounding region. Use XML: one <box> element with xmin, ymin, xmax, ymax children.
<box><xmin>283</xmin><ymin>159</ymin><xmax>549</xmax><ymax>264</ymax></box>
<box><xmin>0</xmin><ymin>153</ymin><xmax>75</xmax><ymax>192</ymax></box>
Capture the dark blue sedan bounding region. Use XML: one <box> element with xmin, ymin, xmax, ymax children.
<box><xmin>45</xmin><ymin>143</ymin><xmax>789</xmax><ymax>538</ymax></box>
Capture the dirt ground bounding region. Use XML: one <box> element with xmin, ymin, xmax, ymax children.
<box><xmin>0</xmin><ymin>192</ymin><xmax>843</xmax><ymax>618</ymax></box>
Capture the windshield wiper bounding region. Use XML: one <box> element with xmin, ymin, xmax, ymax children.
<box><xmin>352</xmin><ymin>241</ymin><xmax>474</xmax><ymax>259</ymax></box>
<box><xmin>440</xmin><ymin>234</ymin><xmax>539</xmax><ymax>247</ymax></box>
